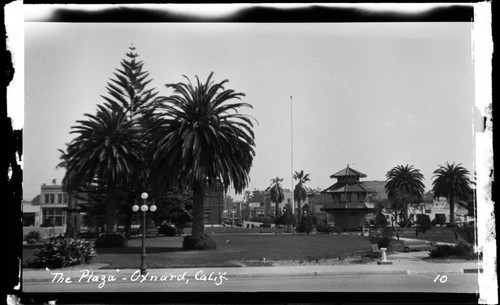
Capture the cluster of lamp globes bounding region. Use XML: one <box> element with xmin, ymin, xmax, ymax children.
<box><xmin>131</xmin><ymin>192</ymin><xmax>157</xmax><ymax>212</ymax></box>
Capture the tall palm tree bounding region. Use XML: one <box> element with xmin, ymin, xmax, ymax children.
<box><xmin>385</xmin><ymin>165</ymin><xmax>425</xmax><ymax>223</ymax></box>
<box><xmin>62</xmin><ymin>102</ymin><xmax>146</xmax><ymax>233</ymax></box>
<box><xmin>266</xmin><ymin>177</ymin><xmax>285</xmax><ymax>219</ymax></box>
<box><xmin>60</xmin><ymin>47</ymin><xmax>157</xmax><ymax>238</ymax></box>
<box><xmin>147</xmin><ymin>72</ymin><xmax>256</xmax><ymax>249</ymax></box>
<box><xmin>432</xmin><ymin>162</ymin><xmax>472</xmax><ymax>224</ymax></box>
<box><xmin>293</xmin><ymin>170</ymin><xmax>310</xmax><ymax>223</ymax></box>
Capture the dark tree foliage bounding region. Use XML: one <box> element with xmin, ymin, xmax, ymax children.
<box><xmin>59</xmin><ymin>47</ymin><xmax>158</xmax><ymax>240</ymax></box>
<box><xmin>293</xmin><ymin>170</ymin><xmax>310</xmax><ymax>223</ymax></box>
<box><xmin>147</xmin><ymin>72</ymin><xmax>256</xmax><ymax>250</ymax></box>
<box><xmin>266</xmin><ymin>177</ymin><xmax>285</xmax><ymax>218</ymax></box>
<box><xmin>385</xmin><ymin>165</ymin><xmax>425</xmax><ymax>223</ymax></box>
<box><xmin>432</xmin><ymin>162</ymin><xmax>473</xmax><ymax>224</ymax></box>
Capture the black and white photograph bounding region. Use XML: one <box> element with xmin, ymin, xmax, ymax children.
<box><xmin>5</xmin><ymin>2</ymin><xmax>495</xmax><ymax>304</ymax></box>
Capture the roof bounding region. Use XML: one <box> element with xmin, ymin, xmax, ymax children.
<box><xmin>321</xmin><ymin>181</ymin><xmax>377</xmax><ymax>194</ymax></box>
<box><xmin>362</xmin><ymin>180</ymin><xmax>388</xmax><ymax>199</ymax></box>
<box><xmin>330</xmin><ymin>166</ymin><xmax>367</xmax><ymax>178</ymax></box>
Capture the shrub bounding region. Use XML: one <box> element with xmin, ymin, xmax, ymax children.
<box><xmin>93</xmin><ymin>231</ymin><xmax>127</xmax><ymax>248</ymax></box>
<box><xmin>369</xmin><ymin>235</ymin><xmax>393</xmax><ymax>249</ymax></box>
<box><xmin>24</xmin><ymin>231</ymin><xmax>42</xmax><ymax>244</ymax></box>
<box><xmin>375</xmin><ymin>213</ymin><xmax>388</xmax><ymax>227</ymax></box>
<box><xmin>27</xmin><ymin>236</ymin><xmax>96</xmax><ymax>269</ymax></box>
<box><xmin>332</xmin><ymin>227</ymin><xmax>344</xmax><ymax>234</ymax></box>
<box><xmin>158</xmin><ymin>224</ymin><xmax>177</xmax><ymax>236</ymax></box>
<box><xmin>429</xmin><ymin>244</ymin><xmax>455</xmax><ymax>258</ymax></box>
<box><xmin>316</xmin><ymin>222</ymin><xmax>334</xmax><ymax>234</ymax></box>
<box><xmin>398</xmin><ymin>220</ymin><xmax>414</xmax><ymax>227</ymax></box>
<box><xmin>429</xmin><ymin>242</ymin><xmax>475</xmax><ymax>259</ymax></box>
<box><xmin>416</xmin><ymin>214</ymin><xmax>432</xmax><ymax>232</ymax></box>
<box><xmin>296</xmin><ymin>215</ymin><xmax>314</xmax><ymax>234</ymax></box>
<box><xmin>183</xmin><ymin>235</ymin><xmax>217</xmax><ymax>250</ymax></box>
<box><xmin>435</xmin><ymin>214</ymin><xmax>447</xmax><ymax>225</ymax></box>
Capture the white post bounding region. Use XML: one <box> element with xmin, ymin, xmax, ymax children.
<box><xmin>380</xmin><ymin>248</ymin><xmax>387</xmax><ymax>262</ymax></box>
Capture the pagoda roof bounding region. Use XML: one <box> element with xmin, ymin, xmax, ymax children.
<box><xmin>330</xmin><ymin>166</ymin><xmax>367</xmax><ymax>178</ymax></box>
<box><xmin>321</xmin><ymin>181</ymin><xmax>377</xmax><ymax>194</ymax></box>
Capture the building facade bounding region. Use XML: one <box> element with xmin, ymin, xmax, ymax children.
<box><xmin>203</xmin><ymin>182</ymin><xmax>225</xmax><ymax>225</ymax></box>
<box><xmin>321</xmin><ymin>165</ymin><xmax>376</xmax><ymax>231</ymax></box>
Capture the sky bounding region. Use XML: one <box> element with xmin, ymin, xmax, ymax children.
<box><xmin>16</xmin><ymin>14</ymin><xmax>479</xmax><ymax>201</ymax></box>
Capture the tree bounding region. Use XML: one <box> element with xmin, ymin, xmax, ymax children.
<box><xmin>101</xmin><ymin>45</ymin><xmax>158</xmax><ymax>118</ymax></box>
<box><xmin>385</xmin><ymin>165</ymin><xmax>425</xmax><ymax>223</ymax></box>
<box><xmin>61</xmin><ymin>102</ymin><xmax>146</xmax><ymax>234</ymax></box>
<box><xmin>266</xmin><ymin>177</ymin><xmax>285</xmax><ymax>219</ymax></box>
<box><xmin>59</xmin><ymin>47</ymin><xmax>158</xmax><ymax>241</ymax></box>
<box><xmin>147</xmin><ymin>72</ymin><xmax>256</xmax><ymax>250</ymax></box>
<box><xmin>297</xmin><ymin>204</ymin><xmax>314</xmax><ymax>235</ymax></box>
<box><xmin>432</xmin><ymin>162</ymin><xmax>472</xmax><ymax>224</ymax></box>
<box><xmin>281</xmin><ymin>205</ymin><xmax>296</xmax><ymax>232</ymax></box>
<box><xmin>293</xmin><ymin>170</ymin><xmax>310</xmax><ymax>223</ymax></box>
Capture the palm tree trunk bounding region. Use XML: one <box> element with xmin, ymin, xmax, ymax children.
<box><xmin>65</xmin><ymin>193</ymin><xmax>75</xmax><ymax>238</ymax></box>
<box><xmin>106</xmin><ymin>184</ymin><xmax>118</xmax><ymax>232</ymax></box>
<box><xmin>449</xmin><ymin>195</ymin><xmax>455</xmax><ymax>224</ymax></box>
<box><xmin>191</xmin><ymin>182</ymin><xmax>205</xmax><ymax>239</ymax></box>
<box><xmin>125</xmin><ymin>207</ymin><xmax>132</xmax><ymax>239</ymax></box>
<box><xmin>297</xmin><ymin>199</ymin><xmax>301</xmax><ymax>224</ymax></box>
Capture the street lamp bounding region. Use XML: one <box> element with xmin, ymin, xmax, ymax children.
<box><xmin>132</xmin><ymin>192</ymin><xmax>157</xmax><ymax>275</ymax></box>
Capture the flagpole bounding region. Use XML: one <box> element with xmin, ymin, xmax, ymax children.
<box><xmin>290</xmin><ymin>96</ymin><xmax>294</xmax><ymax>217</ymax></box>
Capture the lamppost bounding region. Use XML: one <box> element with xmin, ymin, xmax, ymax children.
<box><xmin>132</xmin><ymin>192</ymin><xmax>157</xmax><ymax>275</ymax></box>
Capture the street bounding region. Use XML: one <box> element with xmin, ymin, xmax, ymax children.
<box><xmin>23</xmin><ymin>273</ymin><xmax>478</xmax><ymax>293</ymax></box>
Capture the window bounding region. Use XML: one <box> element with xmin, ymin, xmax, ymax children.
<box><xmin>45</xmin><ymin>194</ymin><xmax>50</xmax><ymax>204</ymax></box>
<box><xmin>50</xmin><ymin>194</ymin><xmax>55</xmax><ymax>204</ymax></box>
<box><xmin>58</xmin><ymin>194</ymin><xmax>62</xmax><ymax>203</ymax></box>
<box><xmin>340</xmin><ymin>193</ymin><xmax>347</xmax><ymax>203</ymax></box>
<box><xmin>63</xmin><ymin>194</ymin><xmax>68</xmax><ymax>203</ymax></box>
<box><xmin>351</xmin><ymin>193</ymin><xmax>358</xmax><ymax>203</ymax></box>
<box><xmin>42</xmin><ymin>208</ymin><xmax>66</xmax><ymax>226</ymax></box>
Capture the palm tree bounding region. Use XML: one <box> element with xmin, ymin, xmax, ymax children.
<box><xmin>62</xmin><ymin>102</ymin><xmax>146</xmax><ymax>233</ymax></box>
<box><xmin>60</xmin><ymin>47</ymin><xmax>157</xmax><ymax>238</ymax></box>
<box><xmin>266</xmin><ymin>177</ymin><xmax>285</xmax><ymax>219</ymax></box>
<box><xmin>293</xmin><ymin>170</ymin><xmax>310</xmax><ymax>224</ymax></box>
<box><xmin>432</xmin><ymin>162</ymin><xmax>472</xmax><ymax>224</ymax></box>
<box><xmin>147</xmin><ymin>72</ymin><xmax>256</xmax><ymax>249</ymax></box>
<box><xmin>385</xmin><ymin>165</ymin><xmax>425</xmax><ymax>224</ymax></box>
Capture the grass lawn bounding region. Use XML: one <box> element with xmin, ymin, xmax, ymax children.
<box><xmin>24</xmin><ymin>234</ymin><xmax>372</xmax><ymax>269</ymax></box>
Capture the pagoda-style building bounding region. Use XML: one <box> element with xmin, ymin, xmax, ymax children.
<box><xmin>321</xmin><ymin>165</ymin><xmax>376</xmax><ymax>231</ymax></box>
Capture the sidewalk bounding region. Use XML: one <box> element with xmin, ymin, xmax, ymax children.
<box><xmin>22</xmin><ymin>250</ymin><xmax>482</xmax><ymax>283</ymax></box>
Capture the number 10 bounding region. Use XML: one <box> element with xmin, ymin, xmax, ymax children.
<box><xmin>434</xmin><ymin>274</ymin><xmax>448</xmax><ymax>283</ymax></box>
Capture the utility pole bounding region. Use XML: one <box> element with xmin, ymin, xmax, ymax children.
<box><xmin>290</xmin><ymin>96</ymin><xmax>294</xmax><ymax>216</ymax></box>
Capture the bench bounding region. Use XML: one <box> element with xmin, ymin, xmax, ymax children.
<box><xmin>402</xmin><ymin>240</ymin><xmax>431</xmax><ymax>252</ymax></box>
<box><xmin>350</xmin><ymin>244</ymin><xmax>382</xmax><ymax>259</ymax></box>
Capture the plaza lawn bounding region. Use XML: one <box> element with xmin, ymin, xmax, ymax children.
<box><xmin>24</xmin><ymin>234</ymin><xmax>372</xmax><ymax>269</ymax></box>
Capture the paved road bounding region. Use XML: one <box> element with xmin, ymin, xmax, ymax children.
<box><xmin>23</xmin><ymin>272</ymin><xmax>478</xmax><ymax>293</ymax></box>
